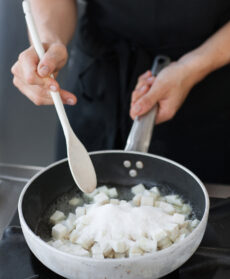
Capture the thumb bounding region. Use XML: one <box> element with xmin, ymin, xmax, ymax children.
<box><xmin>37</xmin><ymin>43</ymin><xmax>68</xmax><ymax>77</ymax></box>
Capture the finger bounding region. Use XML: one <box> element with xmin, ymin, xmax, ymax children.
<box><xmin>155</xmin><ymin>101</ymin><xmax>176</xmax><ymax>124</ymax></box>
<box><xmin>131</xmin><ymin>85</ymin><xmax>150</xmax><ymax>104</ymax></box>
<box><xmin>13</xmin><ymin>76</ymin><xmax>54</xmax><ymax>105</ymax></box>
<box><xmin>130</xmin><ymin>85</ymin><xmax>161</xmax><ymax>119</ymax></box>
<box><xmin>135</xmin><ymin>76</ymin><xmax>155</xmax><ymax>90</ymax></box>
<box><xmin>60</xmin><ymin>89</ymin><xmax>77</xmax><ymax>105</ymax></box>
<box><xmin>38</xmin><ymin>43</ymin><xmax>68</xmax><ymax>77</ymax></box>
<box><xmin>138</xmin><ymin>70</ymin><xmax>152</xmax><ymax>82</ymax></box>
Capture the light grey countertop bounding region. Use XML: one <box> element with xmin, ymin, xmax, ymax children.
<box><xmin>0</xmin><ymin>163</ymin><xmax>230</xmax><ymax>239</ymax></box>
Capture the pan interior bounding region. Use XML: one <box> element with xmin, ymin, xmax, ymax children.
<box><xmin>21</xmin><ymin>152</ymin><xmax>207</xmax><ymax>240</ymax></box>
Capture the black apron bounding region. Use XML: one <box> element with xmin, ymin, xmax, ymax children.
<box><xmin>57</xmin><ymin>0</ymin><xmax>230</xmax><ymax>184</ymax></box>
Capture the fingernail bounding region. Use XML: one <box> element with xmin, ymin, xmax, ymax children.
<box><xmin>67</xmin><ymin>98</ymin><xmax>75</xmax><ymax>105</ymax></box>
<box><xmin>50</xmin><ymin>85</ymin><xmax>57</xmax><ymax>92</ymax></box>
<box><xmin>39</xmin><ymin>65</ymin><xmax>49</xmax><ymax>76</ymax></box>
<box><xmin>147</xmin><ymin>76</ymin><xmax>154</xmax><ymax>82</ymax></box>
<box><xmin>140</xmin><ymin>85</ymin><xmax>147</xmax><ymax>92</ymax></box>
<box><xmin>133</xmin><ymin>104</ymin><xmax>141</xmax><ymax>113</ymax></box>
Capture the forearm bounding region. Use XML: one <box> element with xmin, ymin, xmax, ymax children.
<box><xmin>178</xmin><ymin>21</ymin><xmax>230</xmax><ymax>85</ymax></box>
<box><xmin>30</xmin><ymin>0</ymin><xmax>77</xmax><ymax>46</ymax></box>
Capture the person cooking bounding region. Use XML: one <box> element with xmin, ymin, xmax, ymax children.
<box><xmin>11</xmin><ymin>0</ymin><xmax>230</xmax><ymax>184</ymax></box>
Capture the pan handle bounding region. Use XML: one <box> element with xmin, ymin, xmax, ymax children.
<box><xmin>125</xmin><ymin>55</ymin><xmax>171</xmax><ymax>152</ymax></box>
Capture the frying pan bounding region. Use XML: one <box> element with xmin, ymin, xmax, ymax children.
<box><xmin>18</xmin><ymin>56</ymin><xmax>209</xmax><ymax>279</ymax></box>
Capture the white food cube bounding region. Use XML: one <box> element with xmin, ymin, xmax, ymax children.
<box><xmin>83</xmin><ymin>189</ymin><xmax>99</xmax><ymax>200</ymax></box>
<box><xmin>52</xmin><ymin>223</ymin><xmax>67</xmax><ymax>240</ymax></box>
<box><xmin>91</xmin><ymin>243</ymin><xmax>104</xmax><ymax>258</ymax></box>
<box><xmin>101</xmin><ymin>242</ymin><xmax>113</xmax><ymax>257</ymax></box>
<box><xmin>69</xmin><ymin>197</ymin><xmax>82</xmax><ymax>206</ymax></box>
<box><xmin>180</xmin><ymin>227</ymin><xmax>190</xmax><ymax>236</ymax></box>
<box><xmin>76</xmin><ymin>235</ymin><xmax>94</xmax><ymax>250</ymax></box>
<box><xmin>108</xmin><ymin>187</ymin><xmax>118</xmax><ymax>198</ymax></box>
<box><xmin>129</xmin><ymin>244</ymin><xmax>143</xmax><ymax>257</ymax></box>
<box><xmin>131</xmin><ymin>184</ymin><xmax>145</xmax><ymax>195</ymax></box>
<box><xmin>70</xmin><ymin>244</ymin><xmax>90</xmax><ymax>257</ymax></box>
<box><xmin>165</xmin><ymin>223</ymin><xmax>179</xmax><ymax>242</ymax></box>
<box><xmin>149</xmin><ymin>186</ymin><xmax>160</xmax><ymax>197</ymax></box>
<box><xmin>140</xmin><ymin>196</ymin><xmax>154</xmax><ymax>206</ymax></box>
<box><xmin>94</xmin><ymin>192</ymin><xmax>109</xmax><ymax>205</ymax></box>
<box><xmin>115</xmin><ymin>253</ymin><xmax>126</xmax><ymax>258</ymax></box>
<box><xmin>50</xmin><ymin>210</ymin><xmax>65</xmax><ymax>225</ymax></box>
<box><xmin>149</xmin><ymin>228</ymin><xmax>167</xmax><ymax>242</ymax></box>
<box><xmin>190</xmin><ymin>219</ymin><xmax>199</xmax><ymax>228</ymax></box>
<box><xmin>110</xmin><ymin>199</ymin><xmax>119</xmax><ymax>205</ymax></box>
<box><xmin>75</xmin><ymin>207</ymin><xmax>86</xmax><ymax>218</ymax></box>
<box><xmin>172</xmin><ymin>213</ymin><xmax>185</xmax><ymax>225</ymax></box>
<box><xmin>120</xmin><ymin>200</ymin><xmax>128</xmax><ymax>206</ymax></box>
<box><xmin>137</xmin><ymin>237</ymin><xmax>157</xmax><ymax>252</ymax></box>
<box><xmin>158</xmin><ymin>237</ymin><xmax>172</xmax><ymax>249</ymax></box>
<box><xmin>155</xmin><ymin>201</ymin><xmax>175</xmax><ymax>214</ymax></box>
<box><xmin>97</xmin><ymin>185</ymin><xmax>109</xmax><ymax>195</ymax></box>
<box><xmin>69</xmin><ymin>229</ymin><xmax>81</xmax><ymax>243</ymax></box>
<box><xmin>165</xmin><ymin>195</ymin><xmax>183</xmax><ymax>206</ymax></box>
<box><xmin>110</xmin><ymin>240</ymin><xmax>128</xmax><ymax>253</ymax></box>
<box><xmin>132</xmin><ymin>194</ymin><xmax>142</xmax><ymax>206</ymax></box>
<box><xmin>181</xmin><ymin>204</ymin><xmax>192</xmax><ymax>215</ymax></box>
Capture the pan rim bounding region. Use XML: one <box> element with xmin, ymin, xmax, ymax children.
<box><xmin>18</xmin><ymin>150</ymin><xmax>209</xmax><ymax>263</ymax></box>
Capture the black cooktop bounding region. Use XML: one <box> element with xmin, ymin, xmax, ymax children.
<box><xmin>0</xmin><ymin>198</ymin><xmax>230</xmax><ymax>279</ymax></box>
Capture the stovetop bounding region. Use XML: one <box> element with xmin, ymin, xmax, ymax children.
<box><xmin>0</xmin><ymin>164</ymin><xmax>230</xmax><ymax>279</ymax></box>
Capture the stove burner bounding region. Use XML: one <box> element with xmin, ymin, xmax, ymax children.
<box><xmin>1</xmin><ymin>198</ymin><xmax>230</xmax><ymax>279</ymax></box>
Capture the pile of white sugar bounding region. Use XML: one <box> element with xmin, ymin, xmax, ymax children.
<box><xmin>48</xmin><ymin>184</ymin><xmax>199</xmax><ymax>259</ymax></box>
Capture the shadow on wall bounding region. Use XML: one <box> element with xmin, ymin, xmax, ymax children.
<box><xmin>0</xmin><ymin>0</ymin><xmax>61</xmax><ymax>166</ymax></box>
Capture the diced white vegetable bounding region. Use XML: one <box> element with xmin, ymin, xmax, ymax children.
<box><xmin>164</xmin><ymin>223</ymin><xmax>179</xmax><ymax>242</ymax></box>
<box><xmin>110</xmin><ymin>240</ymin><xmax>128</xmax><ymax>253</ymax></box>
<box><xmin>75</xmin><ymin>207</ymin><xmax>86</xmax><ymax>218</ymax></box>
<box><xmin>179</xmin><ymin>227</ymin><xmax>190</xmax><ymax>236</ymax></box>
<box><xmin>100</xmin><ymin>242</ymin><xmax>113</xmax><ymax>257</ymax></box>
<box><xmin>83</xmin><ymin>189</ymin><xmax>99</xmax><ymax>200</ymax></box>
<box><xmin>108</xmin><ymin>187</ymin><xmax>118</xmax><ymax>198</ymax></box>
<box><xmin>158</xmin><ymin>237</ymin><xmax>172</xmax><ymax>249</ymax></box>
<box><xmin>137</xmin><ymin>237</ymin><xmax>157</xmax><ymax>252</ymax></box>
<box><xmin>155</xmin><ymin>201</ymin><xmax>175</xmax><ymax>214</ymax></box>
<box><xmin>129</xmin><ymin>244</ymin><xmax>143</xmax><ymax>257</ymax></box>
<box><xmin>110</xmin><ymin>199</ymin><xmax>119</xmax><ymax>205</ymax></box>
<box><xmin>120</xmin><ymin>200</ymin><xmax>128</xmax><ymax>206</ymax></box>
<box><xmin>165</xmin><ymin>195</ymin><xmax>183</xmax><ymax>206</ymax></box>
<box><xmin>115</xmin><ymin>252</ymin><xmax>126</xmax><ymax>258</ymax></box>
<box><xmin>190</xmin><ymin>219</ymin><xmax>199</xmax><ymax>228</ymax></box>
<box><xmin>69</xmin><ymin>197</ymin><xmax>82</xmax><ymax>206</ymax></box>
<box><xmin>132</xmin><ymin>194</ymin><xmax>142</xmax><ymax>206</ymax></box>
<box><xmin>70</xmin><ymin>244</ymin><xmax>90</xmax><ymax>257</ymax></box>
<box><xmin>172</xmin><ymin>213</ymin><xmax>185</xmax><ymax>225</ymax></box>
<box><xmin>131</xmin><ymin>184</ymin><xmax>145</xmax><ymax>195</ymax></box>
<box><xmin>52</xmin><ymin>223</ymin><xmax>67</xmax><ymax>240</ymax></box>
<box><xmin>97</xmin><ymin>185</ymin><xmax>109</xmax><ymax>195</ymax></box>
<box><xmin>93</xmin><ymin>192</ymin><xmax>109</xmax><ymax>205</ymax></box>
<box><xmin>140</xmin><ymin>196</ymin><xmax>154</xmax><ymax>206</ymax></box>
<box><xmin>69</xmin><ymin>229</ymin><xmax>81</xmax><ymax>243</ymax></box>
<box><xmin>149</xmin><ymin>228</ymin><xmax>167</xmax><ymax>242</ymax></box>
<box><xmin>149</xmin><ymin>186</ymin><xmax>160</xmax><ymax>197</ymax></box>
<box><xmin>76</xmin><ymin>235</ymin><xmax>94</xmax><ymax>250</ymax></box>
<box><xmin>50</xmin><ymin>210</ymin><xmax>65</xmax><ymax>225</ymax></box>
<box><xmin>181</xmin><ymin>204</ymin><xmax>192</xmax><ymax>215</ymax></box>
<box><xmin>91</xmin><ymin>243</ymin><xmax>104</xmax><ymax>258</ymax></box>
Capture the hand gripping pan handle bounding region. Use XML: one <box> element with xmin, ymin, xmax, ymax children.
<box><xmin>125</xmin><ymin>55</ymin><xmax>171</xmax><ymax>152</ymax></box>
